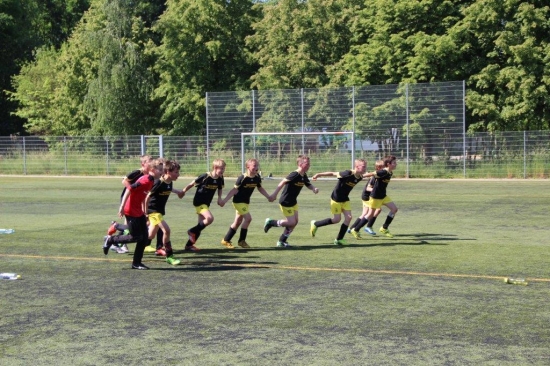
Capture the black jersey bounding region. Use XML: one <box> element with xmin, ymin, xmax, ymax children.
<box><xmin>330</xmin><ymin>170</ymin><xmax>363</xmax><ymax>202</ymax></box>
<box><xmin>232</xmin><ymin>174</ymin><xmax>262</xmax><ymax>204</ymax></box>
<box><xmin>147</xmin><ymin>177</ymin><xmax>173</xmax><ymax>215</ymax></box>
<box><xmin>369</xmin><ymin>169</ymin><xmax>393</xmax><ymax>199</ymax></box>
<box><xmin>279</xmin><ymin>170</ymin><xmax>312</xmax><ymax>207</ymax></box>
<box><xmin>361</xmin><ymin>176</ymin><xmax>376</xmax><ymax>201</ymax></box>
<box><xmin>120</xmin><ymin>169</ymin><xmax>145</xmax><ymax>201</ymax></box>
<box><xmin>193</xmin><ymin>173</ymin><xmax>224</xmax><ymax>207</ymax></box>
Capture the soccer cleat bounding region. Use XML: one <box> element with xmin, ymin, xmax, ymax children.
<box><xmin>334</xmin><ymin>239</ymin><xmax>348</xmax><ymax>246</ymax></box>
<box><xmin>264</xmin><ymin>218</ymin><xmax>273</xmax><ymax>233</ymax></box>
<box><xmin>184</xmin><ymin>245</ymin><xmax>200</xmax><ymax>252</ymax></box>
<box><xmin>144</xmin><ymin>245</ymin><xmax>156</xmax><ymax>253</ymax></box>
<box><xmin>380</xmin><ymin>227</ymin><xmax>394</xmax><ymax>238</ymax></box>
<box><xmin>166</xmin><ymin>256</ymin><xmax>181</xmax><ymax>266</ymax></box>
<box><xmin>107</xmin><ymin>221</ymin><xmax>118</xmax><ymax>235</ymax></box>
<box><xmin>238</xmin><ymin>240</ymin><xmax>250</xmax><ymax>248</ymax></box>
<box><xmin>131</xmin><ymin>263</ymin><xmax>149</xmax><ymax>270</ymax></box>
<box><xmin>310</xmin><ymin>220</ymin><xmax>318</xmax><ymax>237</ymax></box>
<box><xmin>350</xmin><ymin>229</ymin><xmax>362</xmax><ymax>240</ymax></box>
<box><xmin>187</xmin><ymin>230</ymin><xmax>197</xmax><ymax>244</ymax></box>
<box><xmin>102</xmin><ymin>236</ymin><xmax>112</xmax><ymax>255</ymax></box>
<box><xmin>119</xmin><ymin>244</ymin><xmax>129</xmax><ymax>253</ymax></box>
<box><xmin>220</xmin><ymin>240</ymin><xmax>235</xmax><ymax>249</ymax></box>
<box><xmin>276</xmin><ymin>241</ymin><xmax>292</xmax><ymax>248</ymax></box>
<box><xmin>364</xmin><ymin>227</ymin><xmax>376</xmax><ymax>236</ymax></box>
<box><xmin>110</xmin><ymin>245</ymin><xmax>125</xmax><ymax>254</ymax></box>
<box><xmin>155</xmin><ymin>248</ymin><xmax>167</xmax><ymax>257</ymax></box>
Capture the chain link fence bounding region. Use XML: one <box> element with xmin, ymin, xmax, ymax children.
<box><xmin>1</xmin><ymin>82</ymin><xmax>549</xmax><ymax>178</ymax></box>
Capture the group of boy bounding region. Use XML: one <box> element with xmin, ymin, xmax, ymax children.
<box><xmin>102</xmin><ymin>154</ymin><xmax>399</xmax><ymax>269</ymax></box>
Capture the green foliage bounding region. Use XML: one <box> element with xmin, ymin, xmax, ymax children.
<box><xmin>152</xmin><ymin>0</ymin><xmax>258</xmax><ymax>135</ymax></box>
<box><xmin>248</xmin><ymin>0</ymin><xmax>360</xmax><ymax>89</ymax></box>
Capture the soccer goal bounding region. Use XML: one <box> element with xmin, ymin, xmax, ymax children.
<box><xmin>240</xmin><ymin>131</ymin><xmax>355</xmax><ymax>176</ymax></box>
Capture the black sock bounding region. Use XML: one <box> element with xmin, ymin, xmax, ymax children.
<box><xmin>337</xmin><ymin>224</ymin><xmax>348</xmax><ymax>240</ymax></box>
<box><xmin>238</xmin><ymin>228</ymin><xmax>248</xmax><ymax>242</ymax></box>
<box><xmin>383</xmin><ymin>215</ymin><xmax>394</xmax><ymax>229</ymax></box>
<box><xmin>156</xmin><ymin>230</ymin><xmax>164</xmax><ymax>249</ymax></box>
<box><xmin>314</xmin><ymin>218</ymin><xmax>333</xmax><ymax>228</ymax></box>
<box><xmin>165</xmin><ymin>241</ymin><xmax>173</xmax><ymax>257</ymax></box>
<box><xmin>224</xmin><ymin>227</ymin><xmax>237</xmax><ymax>242</ymax></box>
<box><xmin>367</xmin><ymin>216</ymin><xmax>377</xmax><ymax>228</ymax></box>
<box><xmin>349</xmin><ymin>218</ymin><xmax>361</xmax><ymax>231</ymax></box>
<box><xmin>355</xmin><ymin>217</ymin><xmax>368</xmax><ymax>231</ymax></box>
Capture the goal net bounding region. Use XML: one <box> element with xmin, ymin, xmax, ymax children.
<box><xmin>240</xmin><ymin>131</ymin><xmax>355</xmax><ymax>177</ymax></box>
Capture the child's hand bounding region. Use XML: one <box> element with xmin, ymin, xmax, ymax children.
<box><xmin>177</xmin><ymin>190</ymin><xmax>185</xmax><ymax>199</ymax></box>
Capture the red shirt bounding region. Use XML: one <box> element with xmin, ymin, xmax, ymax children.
<box><xmin>124</xmin><ymin>174</ymin><xmax>154</xmax><ymax>217</ymax></box>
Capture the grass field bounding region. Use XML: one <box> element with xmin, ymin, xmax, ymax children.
<box><xmin>1</xmin><ymin>176</ymin><xmax>549</xmax><ymax>365</ymax></box>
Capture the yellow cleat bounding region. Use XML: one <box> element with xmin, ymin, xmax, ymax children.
<box><xmin>220</xmin><ymin>240</ymin><xmax>235</xmax><ymax>249</ymax></box>
<box><xmin>379</xmin><ymin>227</ymin><xmax>394</xmax><ymax>238</ymax></box>
<box><xmin>238</xmin><ymin>240</ymin><xmax>250</xmax><ymax>248</ymax></box>
<box><xmin>350</xmin><ymin>229</ymin><xmax>362</xmax><ymax>240</ymax></box>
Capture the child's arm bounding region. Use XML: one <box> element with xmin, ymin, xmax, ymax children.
<box><xmin>182</xmin><ymin>181</ymin><xmax>195</xmax><ymax>194</ymax></box>
<box><xmin>258</xmin><ymin>186</ymin><xmax>274</xmax><ymax>202</ymax></box>
<box><xmin>221</xmin><ymin>187</ymin><xmax>238</xmax><ymax>206</ymax></box>
<box><xmin>269</xmin><ymin>178</ymin><xmax>288</xmax><ymax>201</ymax></box>
<box><xmin>307</xmin><ymin>184</ymin><xmax>319</xmax><ymax>194</ymax></box>
<box><xmin>217</xmin><ymin>188</ymin><xmax>224</xmax><ymax>207</ymax></box>
<box><xmin>144</xmin><ymin>193</ymin><xmax>152</xmax><ymax>214</ymax></box>
<box><xmin>118</xmin><ymin>189</ymin><xmax>130</xmax><ymax>218</ymax></box>
<box><xmin>172</xmin><ymin>188</ymin><xmax>185</xmax><ymax>199</ymax></box>
<box><xmin>312</xmin><ymin>171</ymin><xmax>337</xmax><ymax>180</ymax></box>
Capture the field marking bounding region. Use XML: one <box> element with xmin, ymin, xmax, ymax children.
<box><xmin>2</xmin><ymin>253</ymin><xmax>549</xmax><ymax>283</ymax></box>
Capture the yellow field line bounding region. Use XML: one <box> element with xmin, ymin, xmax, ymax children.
<box><xmin>2</xmin><ymin>253</ymin><xmax>549</xmax><ymax>283</ymax></box>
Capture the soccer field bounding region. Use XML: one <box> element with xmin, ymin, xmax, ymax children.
<box><xmin>1</xmin><ymin>176</ymin><xmax>549</xmax><ymax>365</ymax></box>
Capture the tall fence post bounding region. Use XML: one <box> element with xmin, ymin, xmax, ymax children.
<box><xmin>106</xmin><ymin>139</ymin><xmax>110</xmax><ymax>175</ymax></box>
<box><xmin>405</xmin><ymin>83</ymin><xmax>410</xmax><ymax>178</ymax></box>
<box><xmin>352</xmin><ymin>86</ymin><xmax>356</xmax><ymax>166</ymax></box>
<box><xmin>64</xmin><ymin>136</ymin><xmax>68</xmax><ymax>175</ymax></box>
<box><xmin>463</xmin><ymin>80</ymin><xmax>467</xmax><ymax>178</ymax></box>
<box><xmin>523</xmin><ymin>131</ymin><xmax>527</xmax><ymax>179</ymax></box>
<box><xmin>23</xmin><ymin>137</ymin><xmax>27</xmax><ymax>175</ymax></box>
<box><xmin>159</xmin><ymin>135</ymin><xmax>164</xmax><ymax>158</ymax></box>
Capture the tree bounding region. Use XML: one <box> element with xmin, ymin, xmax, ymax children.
<box><xmin>11</xmin><ymin>0</ymin><xmax>163</xmax><ymax>136</ymax></box>
<box><xmin>247</xmin><ymin>0</ymin><xmax>360</xmax><ymax>90</ymax></box>
<box><xmin>152</xmin><ymin>0</ymin><xmax>258</xmax><ymax>135</ymax></box>
<box><xmin>451</xmin><ymin>0</ymin><xmax>550</xmax><ymax>131</ymax></box>
<box><xmin>1</xmin><ymin>0</ymin><xmax>90</xmax><ymax>136</ymax></box>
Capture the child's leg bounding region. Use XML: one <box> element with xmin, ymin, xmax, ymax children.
<box><xmin>224</xmin><ymin>213</ymin><xmax>243</xmax><ymax>241</ymax></box>
<box><xmin>131</xmin><ymin>215</ymin><xmax>149</xmax><ymax>267</ymax></box>
<box><xmin>238</xmin><ymin>213</ymin><xmax>252</xmax><ymax>242</ymax></box>
<box><xmin>278</xmin><ymin>212</ymin><xmax>298</xmax><ymax>244</ymax></box>
<box><xmin>382</xmin><ymin>202</ymin><xmax>398</xmax><ymax>229</ymax></box>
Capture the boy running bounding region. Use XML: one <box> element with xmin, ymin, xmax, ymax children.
<box><xmin>144</xmin><ymin>160</ymin><xmax>184</xmax><ymax>265</ymax></box>
<box><xmin>310</xmin><ymin>158</ymin><xmax>368</xmax><ymax>246</ymax></box>
<box><xmin>181</xmin><ymin>159</ymin><xmax>226</xmax><ymax>251</ymax></box>
<box><xmin>363</xmin><ymin>155</ymin><xmax>399</xmax><ymax>237</ymax></box>
<box><xmin>264</xmin><ymin>155</ymin><xmax>319</xmax><ymax>248</ymax></box>
<box><xmin>348</xmin><ymin>159</ymin><xmax>384</xmax><ymax>237</ymax></box>
<box><xmin>219</xmin><ymin>158</ymin><xmax>273</xmax><ymax>249</ymax></box>
<box><xmin>103</xmin><ymin>159</ymin><xmax>163</xmax><ymax>270</ymax></box>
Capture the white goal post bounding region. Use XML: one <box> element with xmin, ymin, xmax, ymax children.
<box><xmin>240</xmin><ymin>131</ymin><xmax>355</xmax><ymax>174</ymax></box>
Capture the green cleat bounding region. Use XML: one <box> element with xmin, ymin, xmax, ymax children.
<box><xmin>166</xmin><ymin>256</ymin><xmax>181</xmax><ymax>266</ymax></box>
<box><xmin>333</xmin><ymin>239</ymin><xmax>348</xmax><ymax>246</ymax></box>
<box><xmin>350</xmin><ymin>229</ymin><xmax>362</xmax><ymax>240</ymax></box>
<box><xmin>310</xmin><ymin>220</ymin><xmax>318</xmax><ymax>237</ymax></box>
<box><xmin>264</xmin><ymin>218</ymin><xmax>273</xmax><ymax>233</ymax></box>
<box><xmin>276</xmin><ymin>241</ymin><xmax>292</xmax><ymax>248</ymax></box>
<box><xmin>380</xmin><ymin>227</ymin><xmax>394</xmax><ymax>238</ymax></box>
